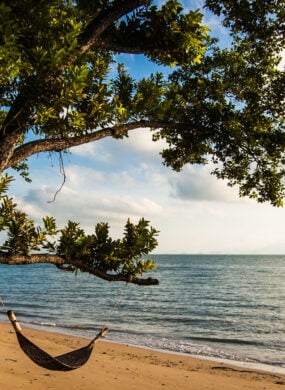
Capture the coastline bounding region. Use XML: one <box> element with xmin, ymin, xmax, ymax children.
<box><xmin>1</xmin><ymin>322</ymin><xmax>284</xmax><ymax>390</ymax></box>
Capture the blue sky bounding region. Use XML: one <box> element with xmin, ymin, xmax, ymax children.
<box><xmin>8</xmin><ymin>1</ymin><xmax>285</xmax><ymax>254</ymax></box>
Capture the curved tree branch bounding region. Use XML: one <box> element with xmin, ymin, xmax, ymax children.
<box><xmin>8</xmin><ymin>121</ymin><xmax>173</xmax><ymax>168</ymax></box>
<box><xmin>79</xmin><ymin>0</ymin><xmax>151</xmax><ymax>54</ymax></box>
<box><xmin>0</xmin><ymin>252</ymin><xmax>159</xmax><ymax>286</ymax></box>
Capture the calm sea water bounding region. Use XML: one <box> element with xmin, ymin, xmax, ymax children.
<box><xmin>1</xmin><ymin>255</ymin><xmax>284</xmax><ymax>369</ymax></box>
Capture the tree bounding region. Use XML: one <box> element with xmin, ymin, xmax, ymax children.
<box><xmin>0</xmin><ymin>0</ymin><xmax>284</xmax><ymax>284</ymax></box>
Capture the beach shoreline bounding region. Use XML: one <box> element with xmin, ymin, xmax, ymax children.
<box><xmin>2</xmin><ymin>316</ymin><xmax>285</xmax><ymax>376</ymax></box>
<box><xmin>1</xmin><ymin>321</ymin><xmax>284</xmax><ymax>390</ymax></box>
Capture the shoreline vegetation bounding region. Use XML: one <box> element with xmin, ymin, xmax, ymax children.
<box><xmin>1</xmin><ymin>322</ymin><xmax>284</xmax><ymax>390</ymax></box>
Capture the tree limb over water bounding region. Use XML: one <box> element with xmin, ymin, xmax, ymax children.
<box><xmin>0</xmin><ymin>252</ymin><xmax>159</xmax><ymax>286</ymax></box>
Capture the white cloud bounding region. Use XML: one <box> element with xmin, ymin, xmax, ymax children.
<box><xmin>65</xmin><ymin>165</ymin><xmax>105</xmax><ymax>188</ymax></box>
<box><xmin>71</xmin><ymin>141</ymin><xmax>113</xmax><ymax>163</ymax></box>
<box><xmin>169</xmin><ymin>165</ymin><xmax>240</xmax><ymax>203</ymax></box>
<box><xmin>122</xmin><ymin>128</ymin><xmax>167</xmax><ymax>156</ymax></box>
<box><xmin>14</xmin><ymin>165</ymin><xmax>164</xmax><ymax>238</ymax></box>
<box><xmin>71</xmin><ymin>128</ymin><xmax>166</xmax><ymax>165</ymax></box>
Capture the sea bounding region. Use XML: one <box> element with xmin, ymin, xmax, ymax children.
<box><xmin>1</xmin><ymin>254</ymin><xmax>285</xmax><ymax>372</ymax></box>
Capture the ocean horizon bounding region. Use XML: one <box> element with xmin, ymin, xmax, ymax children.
<box><xmin>1</xmin><ymin>254</ymin><xmax>284</xmax><ymax>372</ymax></box>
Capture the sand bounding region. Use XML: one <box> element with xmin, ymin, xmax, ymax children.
<box><xmin>0</xmin><ymin>322</ymin><xmax>284</xmax><ymax>390</ymax></box>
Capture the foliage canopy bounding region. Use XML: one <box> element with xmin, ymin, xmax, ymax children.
<box><xmin>0</xmin><ymin>0</ymin><xmax>284</xmax><ymax>283</ymax></box>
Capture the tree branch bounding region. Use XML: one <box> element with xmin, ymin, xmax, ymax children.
<box><xmin>0</xmin><ymin>81</ymin><xmax>36</xmax><ymax>171</ymax></box>
<box><xmin>95</xmin><ymin>39</ymin><xmax>158</xmax><ymax>55</ymax></box>
<box><xmin>79</xmin><ymin>1</ymin><xmax>151</xmax><ymax>54</ymax></box>
<box><xmin>8</xmin><ymin>121</ymin><xmax>171</xmax><ymax>168</ymax></box>
<box><xmin>0</xmin><ymin>252</ymin><xmax>159</xmax><ymax>286</ymax></box>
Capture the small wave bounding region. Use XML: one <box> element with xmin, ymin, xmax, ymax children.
<box><xmin>27</xmin><ymin>320</ymin><xmax>57</xmax><ymax>328</ymax></box>
<box><xmin>107</xmin><ymin>333</ymin><xmax>253</xmax><ymax>364</ymax></box>
<box><xmin>187</xmin><ymin>336</ymin><xmax>264</xmax><ymax>347</ymax></box>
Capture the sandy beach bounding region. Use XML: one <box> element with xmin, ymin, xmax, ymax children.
<box><xmin>0</xmin><ymin>322</ymin><xmax>284</xmax><ymax>390</ymax></box>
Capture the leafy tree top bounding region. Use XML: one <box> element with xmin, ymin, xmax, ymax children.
<box><xmin>0</xmin><ymin>0</ymin><xmax>284</xmax><ymax>205</ymax></box>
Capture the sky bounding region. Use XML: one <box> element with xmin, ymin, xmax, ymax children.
<box><xmin>7</xmin><ymin>1</ymin><xmax>285</xmax><ymax>255</ymax></box>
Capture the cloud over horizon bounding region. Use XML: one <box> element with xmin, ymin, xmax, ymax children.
<box><xmin>7</xmin><ymin>123</ymin><xmax>285</xmax><ymax>255</ymax></box>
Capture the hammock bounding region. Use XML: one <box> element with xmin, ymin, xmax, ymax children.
<box><xmin>7</xmin><ymin>310</ymin><xmax>108</xmax><ymax>371</ymax></box>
